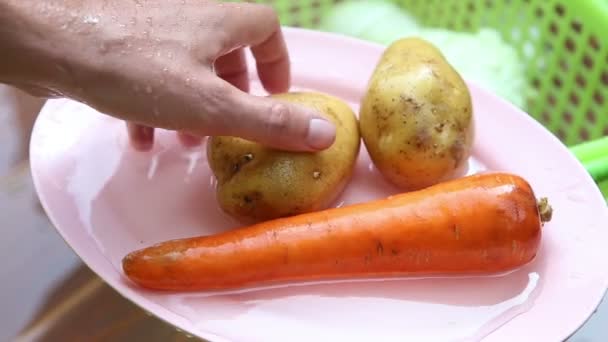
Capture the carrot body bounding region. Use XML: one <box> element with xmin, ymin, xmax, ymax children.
<box><xmin>122</xmin><ymin>172</ymin><xmax>549</xmax><ymax>291</ymax></box>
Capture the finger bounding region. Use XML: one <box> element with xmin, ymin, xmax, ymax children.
<box><xmin>221</xmin><ymin>3</ymin><xmax>290</xmax><ymax>94</ymax></box>
<box><xmin>126</xmin><ymin>122</ymin><xmax>154</xmax><ymax>151</ymax></box>
<box><xmin>198</xmin><ymin>79</ymin><xmax>335</xmax><ymax>152</ymax></box>
<box><xmin>250</xmin><ymin>28</ymin><xmax>290</xmax><ymax>94</ymax></box>
<box><xmin>214</xmin><ymin>48</ymin><xmax>249</xmax><ymax>92</ymax></box>
<box><xmin>177</xmin><ymin>131</ymin><xmax>203</xmax><ymax>147</ymax></box>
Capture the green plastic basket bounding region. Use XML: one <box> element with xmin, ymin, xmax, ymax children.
<box><xmin>246</xmin><ymin>0</ymin><xmax>608</xmax><ymax>148</ymax></box>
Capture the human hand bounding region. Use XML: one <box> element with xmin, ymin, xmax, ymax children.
<box><xmin>1</xmin><ymin>0</ymin><xmax>336</xmax><ymax>152</ymax></box>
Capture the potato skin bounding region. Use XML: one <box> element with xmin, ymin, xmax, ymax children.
<box><xmin>207</xmin><ymin>92</ymin><xmax>360</xmax><ymax>222</ymax></box>
<box><xmin>359</xmin><ymin>37</ymin><xmax>474</xmax><ymax>190</ymax></box>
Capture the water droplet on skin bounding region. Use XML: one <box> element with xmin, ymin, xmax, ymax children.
<box><xmin>83</xmin><ymin>14</ymin><xmax>99</xmax><ymax>24</ymax></box>
<box><xmin>156</xmin><ymin>51</ymin><xmax>162</xmax><ymax>57</ymax></box>
<box><xmin>111</xmin><ymin>15</ymin><xmax>117</xmax><ymax>22</ymax></box>
<box><xmin>143</xmin><ymin>30</ymin><xmax>150</xmax><ymax>39</ymax></box>
<box><xmin>159</xmin><ymin>79</ymin><xmax>165</xmax><ymax>85</ymax></box>
<box><xmin>98</xmin><ymin>43</ymin><xmax>109</xmax><ymax>54</ymax></box>
<box><xmin>162</xmin><ymin>67</ymin><xmax>169</xmax><ymax>73</ymax></box>
<box><xmin>146</xmin><ymin>17</ymin><xmax>152</xmax><ymax>24</ymax></box>
<box><xmin>119</xmin><ymin>23</ymin><xmax>127</xmax><ymax>28</ymax></box>
<box><xmin>145</xmin><ymin>85</ymin><xmax>153</xmax><ymax>93</ymax></box>
<box><xmin>137</xmin><ymin>47</ymin><xmax>142</xmax><ymax>52</ymax></box>
<box><xmin>167</xmin><ymin>52</ymin><xmax>173</xmax><ymax>59</ymax></box>
<box><xmin>130</xmin><ymin>17</ymin><xmax>136</xmax><ymax>25</ymax></box>
<box><xmin>185</xmin><ymin>78</ymin><xmax>191</xmax><ymax>85</ymax></box>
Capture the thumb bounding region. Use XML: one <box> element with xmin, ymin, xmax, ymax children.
<box><xmin>204</xmin><ymin>84</ymin><xmax>336</xmax><ymax>152</ymax></box>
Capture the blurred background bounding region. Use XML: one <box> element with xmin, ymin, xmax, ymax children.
<box><xmin>2</xmin><ymin>0</ymin><xmax>607</xmax><ymax>341</ymax></box>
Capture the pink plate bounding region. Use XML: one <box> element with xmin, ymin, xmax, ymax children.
<box><xmin>30</xmin><ymin>27</ymin><xmax>608</xmax><ymax>342</ymax></box>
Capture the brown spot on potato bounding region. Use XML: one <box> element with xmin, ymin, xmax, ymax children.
<box><xmin>414</xmin><ymin>129</ymin><xmax>433</xmax><ymax>150</ymax></box>
<box><xmin>230</xmin><ymin>152</ymin><xmax>255</xmax><ymax>177</ymax></box>
<box><xmin>399</xmin><ymin>94</ymin><xmax>422</xmax><ymax>112</ymax></box>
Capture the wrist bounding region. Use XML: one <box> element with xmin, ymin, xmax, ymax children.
<box><xmin>0</xmin><ymin>1</ymin><xmax>105</xmax><ymax>97</ymax></box>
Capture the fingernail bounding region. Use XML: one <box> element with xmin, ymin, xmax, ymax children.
<box><xmin>130</xmin><ymin>126</ymin><xmax>154</xmax><ymax>151</ymax></box>
<box><xmin>178</xmin><ymin>133</ymin><xmax>203</xmax><ymax>147</ymax></box>
<box><xmin>306</xmin><ymin>118</ymin><xmax>336</xmax><ymax>150</ymax></box>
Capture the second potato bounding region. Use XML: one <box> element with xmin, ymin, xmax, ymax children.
<box><xmin>359</xmin><ymin>37</ymin><xmax>474</xmax><ymax>191</ymax></box>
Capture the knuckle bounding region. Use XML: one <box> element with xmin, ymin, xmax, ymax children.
<box><xmin>265</xmin><ymin>102</ymin><xmax>291</xmax><ymax>133</ymax></box>
<box><xmin>243</xmin><ymin>3</ymin><xmax>279</xmax><ymax>28</ymax></box>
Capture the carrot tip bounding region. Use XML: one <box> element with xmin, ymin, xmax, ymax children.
<box><xmin>537</xmin><ymin>197</ymin><xmax>553</xmax><ymax>223</ymax></box>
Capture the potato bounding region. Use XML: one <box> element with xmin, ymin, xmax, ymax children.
<box><xmin>359</xmin><ymin>37</ymin><xmax>474</xmax><ymax>190</ymax></box>
<box><xmin>207</xmin><ymin>91</ymin><xmax>360</xmax><ymax>222</ymax></box>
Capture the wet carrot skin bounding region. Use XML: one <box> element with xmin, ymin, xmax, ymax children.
<box><xmin>122</xmin><ymin>172</ymin><xmax>544</xmax><ymax>291</ymax></box>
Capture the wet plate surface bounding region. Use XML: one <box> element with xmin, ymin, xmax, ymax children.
<box><xmin>30</xmin><ymin>28</ymin><xmax>608</xmax><ymax>342</ymax></box>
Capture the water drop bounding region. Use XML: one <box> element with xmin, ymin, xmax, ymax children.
<box><xmin>147</xmin><ymin>154</ymin><xmax>160</xmax><ymax>180</ymax></box>
<box><xmin>167</xmin><ymin>51</ymin><xmax>174</xmax><ymax>59</ymax></box>
<box><xmin>111</xmin><ymin>15</ymin><xmax>117</xmax><ymax>22</ymax></box>
<box><xmin>98</xmin><ymin>43</ymin><xmax>109</xmax><ymax>54</ymax></box>
<box><xmin>130</xmin><ymin>17</ymin><xmax>136</xmax><ymax>25</ymax></box>
<box><xmin>137</xmin><ymin>47</ymin><xmax>143</xmax><ymax>52</ymax></box>
<box><xmin>145</xmin><ymin>85</ymin><xmax>153</xmax><ymax>93</ymax></box>
<box><xmin>567</xmin><ymin>190</ymin><xmax>587</xmax><ymax>203</ymax></box>
<box><xmin>146</xmin><ymin>17</ymin><xmax>152</xmax><ymax>24</ymax></box>
<box><xmin>162</xmin><ymin>67</ymin><xmax>169</xmax><ymax>73</ymax></box>
<box><xmin>209</xmin><ymin>176</ymin><xmax>218</xmax><ymax>189</ymax></box>
<box><xmin>119</xmin><ymin>23</ymin><xmax>127</xmax><ymax>28</ymax></box>
<box><xmin>185</xmin><ymin>77</ymin><xmax>191</xmax><ymax>85</ymax></box>
<box><xmin>156</xmin><ymin>51</ymin><xmax>162</xmax><ymax>57</ymax></box>
<box><xmin>83</xmin><ymin>14</ymin><xmax>99</xmax><ymax>24</ymax></box>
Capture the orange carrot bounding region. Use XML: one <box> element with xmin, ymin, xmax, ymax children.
<box><xmin>122</xmin><ymin>172</ymin><xmax>552</xmax><ymax>291</ymax></box>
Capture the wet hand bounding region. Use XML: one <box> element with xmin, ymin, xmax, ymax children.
<box><xmin>3</xmin><ymin>0</ymin><xmax>337</xmax><ymax>152</ymax></box>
